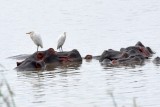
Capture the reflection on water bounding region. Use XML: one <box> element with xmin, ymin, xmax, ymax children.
<box><xmin>17</xmin><ymin>62</ymin><xmax>82</xmax><ymax>78</ymax></box>
<box><xmin>5</xmin><ymin>56</ymin><xmax>160</xmax><ymax>107</ymax></box>
<box><xmin>7</xmin><ymin>56</ymin><xmax>160</xmax><ymax>107</ymax></box>
<box><xmin>16</xmin><ymin>63</ymin><xmax>83</xmax><ymax>107</ymax></box>
<box><xmin>45</xmin><ymin>62</ymin><xmax>82</xmax><ymax>71</ymax></box>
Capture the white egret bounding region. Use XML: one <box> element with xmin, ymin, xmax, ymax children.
<box><xmin>57</xmin><ymin>32</ymin><xmax>66</xmax><ymax>52</ymax></box>
<box><xmin>26</xmin><ymin>31</ymin><xmax>43</xmax><ymax>53</ymax></box>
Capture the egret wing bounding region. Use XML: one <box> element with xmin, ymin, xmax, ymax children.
<box><xmin>33</xmin><ymin>34</ymin><xmax>43</xmax><ymax>48</ymax></box>
<box><xmin>57</xmin><ymin>34</ymin><xmax>66</xmax><ymax>49</ymax></box>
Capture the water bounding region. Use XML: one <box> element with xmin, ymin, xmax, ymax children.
<box><xmin>0</xmin><ymin>0</ymin><xmax>160</xmax><ymax>107</ymax></box>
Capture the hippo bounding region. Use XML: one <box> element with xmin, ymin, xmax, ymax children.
<box><xmin>99</xmin><ymin>49</ymin><xmax>122</xmax><ymax>62</ymax></box>
<box><xmin>15</xmin><ymin>48</ymin><xmax>82</xmax><ymax>71</ymax></box>
<box><xmin>153</xmin><ymin>57</ymin><xmax>160</xmax><ymax>64</ymax></box>
<box><xmin>84</xmin><ymin>55</ymin><xmax>93</xmax><ymax>60</ymax></box>
<box><xmin>13</xmin><ymin>41</ymin><xmax>155</xmax><ymax>70</ymax></box>
<box><xmin>99</xmin><ymin>41</ymin><xmax>154</xmax><ymax>66</ymax></box>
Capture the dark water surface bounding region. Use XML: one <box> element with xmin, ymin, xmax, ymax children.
<box><xmin>0</xmin><ymin>0</ymin><xmax>160</xmax><ymax>107</ymax></box>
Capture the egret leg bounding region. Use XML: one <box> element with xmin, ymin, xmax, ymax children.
<box><xmin>36</xmin><ymin>46</ymin><xmax>39</xmax><ymax>59</ymax></box>
<box><xmin>37</xmin><ymin>46</ymin><xmax>39</xmax><ymax>53</ymax></box>
<box><xmin>58</xmin><ymin>48</ymin><xmax>60</xmax><ymax>52</ymax></box>
<box><xmin>59</xmin><ymin>47</ymin><xmax>61</xmax><ymax>52</ymax></box>
<box><xmin>61</xmin><ymin>47</ymin><xmax>63</xmax><ymax>52</ymax></box>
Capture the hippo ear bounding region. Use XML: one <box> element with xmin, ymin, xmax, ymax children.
<box><xmin>146</xmin><ymin>47</ymin><xmax>155</xmax><ymax>54</ymax></box>
<box><xmin>135</xmin><ymin>41</ymin><xmax>145</xmax><ymax>47</ymax></box>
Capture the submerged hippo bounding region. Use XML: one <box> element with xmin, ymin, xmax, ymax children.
<box><xmin>13</xmin><ymin>41</ymin><xmax>155</xmax><ymax>71</ymax></box>
<box><xmin>99</xmin><ymin>41</ymin><xmax>154</xmax><ymax>66</ymax></box>
<box><xmin>153</xmin><ymin>57</ymin><xmax>160</xmax><ymax>64</ymax></box>
<box><xmin>15</xmin><ymin>48</ymin><xmax>82</xmax><ymax>71</ymax></box>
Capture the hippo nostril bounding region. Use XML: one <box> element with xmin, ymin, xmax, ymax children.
<box><xmin>35</xmin><ymin>62</ymin><xmax>41</xmax><ymax>68</ymax></box>
<box><xmin>17</xmin><ymin>62</ymin><xmax>23</xmax><ymax>66</ymax></box>
<box><xmin>36</xmin><ymin>52</ymin><xmax>44</xmax><ymax>60</ymax></box>
<box><xmin>111</xmin><ymin>60</ymin><xmax>118</xmax><ymax>65</ymax></box>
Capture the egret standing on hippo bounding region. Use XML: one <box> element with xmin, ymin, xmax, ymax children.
<box><xmin>57</xmin><ymin>32</ymin><xmax>66</xmax><ymax>52</ymax></box>
<box><xmin>26</xmin><ymin>31</ymin><xmax>43</xmax><ymax>53</ymax></box>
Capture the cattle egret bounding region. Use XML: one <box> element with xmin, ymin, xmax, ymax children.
<box><xmin>26</xmin><ymin>31</ymin><xmax>43</xmax><ymax>53</ymax></box>
<box><xmin>57</xmin><ymin>32</ymin><xmax>66</xmax><ymax>52</ymax></box>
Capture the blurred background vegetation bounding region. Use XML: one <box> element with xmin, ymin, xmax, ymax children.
<box><xmin>0</xmin><ymin>64</ymin><xmax>16</xmax><ymax>107</ymax></box>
